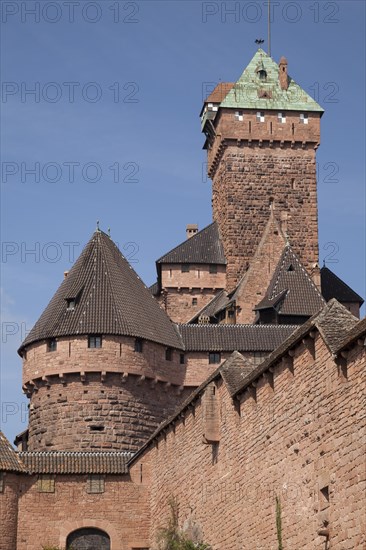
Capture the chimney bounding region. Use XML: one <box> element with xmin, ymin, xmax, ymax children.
<box><xmin>311</xmin><ymin>263</ymin><xmax>321</xmax><ymax>292</ymax></box>
<box><xmin>64</xmin><ymin>271</ymin><xmax>69</xmax><ymax>279</ymax></box>
<box><xmin>279</xmin><ymin>56</ymin><xmax>289</xmax><ymax>91</ymax></box>
<box><xmin>186</xmin><ymin>224</ymin><xmax>198</xmax><ymax>239</ymax></box>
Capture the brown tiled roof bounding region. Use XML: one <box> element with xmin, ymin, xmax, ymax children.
<box><xmin>19</xmin><ymin>230</ymin><xmax>183</xmax><ymax>353</ymax></box>
<box><xmin>0</xmin><ymin>432</ymin><xmax>26</xmax><ymax>472</ymax></box>
<box><xmin>321</xmin><ymin>267</ymin><xmax>364</xmax><ymax>305</ymax></box>
<box><xmin>129</xmin><ymin>351</ymin><xmax>254</xmax><ymax>465</ymax></box>
<box><xmin>157</xmin><ymin>222</ymin><xmax>226</xmax><ymax>265</ymax></box>
<box><xmin>255</xmin><ymin>245</ymin><xmax>325</xmax><ymax>316</ymax></box>
<box><xmin>232</xmin><ymin>299</ymin><xmax>359</xmax><ymax>398</ymax></box>
<box><xmin>205</xmin><ymin>82</ymin><xmax>235</xmax><ymax>103</ymax></box>
<box><xmin>177</xmin><ymin>324</ymin><xmax>297</xmax><ymax>351</ymax></box>
<box><xmin>19</xmin><ymin>451</ymin><xmax>133</xmax><ymax>474</ymax></box>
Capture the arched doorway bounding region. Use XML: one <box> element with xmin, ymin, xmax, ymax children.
<box><xmin>66</xmin><ymin>527</ymin><xmax>110</xmax><ymax>550</ymax></box>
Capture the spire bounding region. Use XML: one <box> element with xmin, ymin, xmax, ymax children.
<box><xmin>19</xmin><ymin>230</ymin><xmax>183</xmax><ymax>353</ymax></box>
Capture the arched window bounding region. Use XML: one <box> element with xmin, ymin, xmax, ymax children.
<box><xmin>66</xmin><ymin>527</ymin><xmax>110</xmax><ymax>550</ymax></box>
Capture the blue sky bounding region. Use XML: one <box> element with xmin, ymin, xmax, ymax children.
<box><xmin>1</xmin><ymin>0</ymin><xmax>365</xmax><ymax>442</ymax></box>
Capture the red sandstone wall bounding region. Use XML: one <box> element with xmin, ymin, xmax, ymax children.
<box><xmin>207</xmin><ymin>110</ymin><xmax>320</xmax><ymax>291</ymax></box>
<box><xmin>27</xmin><ymin>372</ymin><xmax>190</xmax><ymax>452</ymax></box>
<box><xmin>162</xmin><ymin>289</ymin><xmax>222</xmax><ymax>324</ymax></box>
<box><xmin>142</xmin><ymin>335</ymin><xmax>365</xmax><ymax>549</ymax></box>
<box><xmin>161</xmin><ymin>264</ymin><xmax>226</xmax><ymax>291</ymax></box>
<box><xmin>0</xmin><ymin>473</ymin><xmax>19</xmax><ymax>550</ymax></box>
<box><xmin>15</xmin><ymin>468</ymin><xmax>150</xmax><ymax>550</ymax></box>
<box><xmin>23</xmin><ymin>335</ymin><xmax>185</xmax><ymax>387</ymax></box>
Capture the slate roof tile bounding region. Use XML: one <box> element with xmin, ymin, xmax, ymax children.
<box><xmin>19</xmin><ymin>230</ymin><xmax>183</xmax><ymax>353</ymax></box>
<box><xmin>321</xmin><ymin>267</ymin><xmax>364</xmax><ymax>305</ymax></box>
<box><xmin>157</xmin><ymin>222</ymin><xmax>226</xmax><ymax>265</ymax></box>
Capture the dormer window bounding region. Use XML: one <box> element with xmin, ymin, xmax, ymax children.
<box><xmin>258</xmin><ymin>69</ymin><xmax>267</xmax><ymax>80</ymax></box>
<box><xmin>234</xmin><ymin>111</ymin><xmax>243</xmax><ymax>121</ymax></box>
<box><xmin>300</xmin><ymin>113</ymin><xmax>308</xmax><ymax>124</ymax></box>
<box><xmin>66</xmin><ymin>299</ymin><xmax>76</xmax><ymax>311</ymax></box>
<box><xmin>88</xmin><ymin>335</ymin><xmax>102</xmax><ymax>349</ymax></box>
<box><xmin>256</xmin><ymin>112</ymin><xmax>265</xmax><ymax>122</ymax></box>
<box><xmin>47</xmin><ymin>339</ymin><xmax>57</xmax><ymax>352</ymax></box>
<box><xmin>278</xmin><ymin>112</ymin><xmax>286</xmax><ymax>123</ymax></box>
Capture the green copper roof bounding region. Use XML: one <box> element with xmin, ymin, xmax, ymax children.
<box><xmin>220</xmin><ymin>49</ymin><xmax>324</xmax><ymax>113</ymax></box>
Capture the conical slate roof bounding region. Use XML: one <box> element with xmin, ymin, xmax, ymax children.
<box><xmin>19</xmin><ymin>230</ymin><xmax>183</xmax><ymax>352</ymax></box>
<box><xmin>220</xmin><ymin>48</ymin><xmax>324</xmax><ymax>113</ymax></box>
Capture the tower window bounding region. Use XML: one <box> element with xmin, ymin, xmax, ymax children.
<box><xmin>134</xmin><ymin>338</ymin><xmax>143</xmax><ymax>352</ymax></box>
<box><xmin>258</xmin><ymin>69</ymin><xmax>267</xmax><ymax>80</ymax></box>
<box><xmin>234</xmin><ymin>111</ymin><xmax>243</xmax><ymax>121</ymax></box>
<box><xmin>66</xmin><ymin>299</ymin><xmax>76</xmax><ymax>310</ymax></box>
<box><xmin>192</xmin><ymin>297</ymin><xmax>198</xmax><ymax>306</ymax></box>
<box><xmin>300</xmin><ymin>113</ymin><xmax>309</xmax><ymax>124</ymax></box>
<box><xmin>37</xmin><ymin>475</ymin><xmax>55</xmax><ymax>493</ymax></box>
<box><xmin>256</xmin><ymin>112</ymin><xmax>265</xmax><ymax>122</ymax></box>
<box><xmin>181</xmin><ymin>264</ymin><xmax>190</xmax><ymax>273</ymax></box>
<box><xmin>88</xmin><ymin>335</ymin><xmax>102</xmax><ymax>349</ymax></box>
<box><xmin>209</xmin><ymin>352</ymin><xmax>221</xmax><ymax>364</ymax></box>
<box><xmin>180</xmin><ymin>353</ymin><xmax>185</xmax><ymax>365</ymax></box>
<box><xmin>165</xmin><ymin>348</ymin><xmax>172</xmax><ymax>361</ymax></box>
<box><xmin>209</xmin><ymin>264</ymin><xmax>218</xmax><ymax>274</ymax></box>
<box><xmin>278</xmin><ymin>112</ymin><xmax>286</xmax><ymax>123</ymax></box>
<box><xmin>87</xmin><ymin>475</ymin><xmax>105</xmax><ymax>494</ymax></box>
<box><xmin>47</xmin><ymin>339</ymin><xmax>57</xmax><ymax>352</ymax></box>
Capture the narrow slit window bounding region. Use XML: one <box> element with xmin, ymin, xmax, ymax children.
<box><xmin>165</xmin><ymin>348</ymin><xmax>172</xmax><ymax>361</ymax></box>
<box><xmin>134</xmin><ymin>338</ymin><xmax>143</xmax><ymax>352</ymax></box>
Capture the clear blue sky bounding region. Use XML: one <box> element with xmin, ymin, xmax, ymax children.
<box><xmin>1</xmin><ymin>0</ymin><xmax>365</xmax><ymax>442</ymax></box>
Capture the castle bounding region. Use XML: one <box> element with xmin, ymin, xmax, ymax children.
<box><xmin>0</xmin><ymin>48</ymin><xmax>365</xmax><ymax>550</ymax></box>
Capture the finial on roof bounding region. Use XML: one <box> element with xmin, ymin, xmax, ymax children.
<box><xmin>108</xmin><ymin>228</ymin><xmax>111</xmax><ymax>238</ymax></box>
<box><xmin>96</xmin><ymin>220</ymin><xmax>100</xmax><ymax>232</ymax></box>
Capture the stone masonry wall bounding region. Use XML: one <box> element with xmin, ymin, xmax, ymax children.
<box><xmin>27</xmin><ymin>372</ymin><xmax>190</xmax><ymax>452</ymax></box>
<box><xmin>212</xmin><ymin>144</ymin><xmax>318</xmax><ymax>290</ymax></box>
<box><xmin>15</xmin><ymin>467</ymin><xmax>150</xmax><ymax>550</ymax></box>
<box><xmin>159</xmin><ymin>264</ymin><xmax>226</xmax><ymax>323</ymax></box>
<box><xmin>0</xmin><ymin>473</ymin><xmax>19</xmax><ymax>550</ymax></box>
<box><xmin>141</xmin><ymin>334</ymin><xmax>365</xmax><ymax>549</ymax></box>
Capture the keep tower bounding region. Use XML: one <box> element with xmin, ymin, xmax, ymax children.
<box><xmin>201</xmin><ymin>49</ymin><xmax>324</xmax><ymax>291</ymax></box>
<box><xmin>19</xmin><ymin>229</ymin><xmax>186</xmax><ymax>452</ymax></box>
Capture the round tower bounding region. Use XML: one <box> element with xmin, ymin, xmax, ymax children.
<box><xmin>19</xmin><ymin>230</ymin><xmax>186</xmax><ymax>452</ymax></box>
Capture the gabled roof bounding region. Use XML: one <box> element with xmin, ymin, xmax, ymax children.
<box><xmin>177</xmin><ymin>324</ymin><xmax>297</xmax><ymax>352</ymax></box>
<box><xmin>233</xmin><ymin>300</ymin><xmax>360</xmax><ymax>398</ymax></box>
<box><xmin>187</xmin><ymin>290</ymin><xmax>231</xmax><ymax>323</ymax></box>
<box><xmin>255</xmin><ymin>245</ymin><xmax>325</xmax><ymax>316</ymax></box>
<box><xmin>0</xmin><ymin>431</ymin><xmax>26</xmax><ymax>473</ymax></box>
<box><xmin>19</xmin><ymin>451</ymin><xmax>133</xmax><ymax>475</ymax></box>
<box><xmin>157</xmin><ymin>222</ymin><xmax>226</xmax><ymax>265</ymax></box>
<box><xmin>20</xmin><ymin>230</ymin><xmax>183</xmax><ymax>353</ymax></box>
<box><xmin>321</xmin><ymin>266</ymin><xmax>364</xmax><ymax>305</ymax></box>
<box><xmin>220</xmin><ymin>49</ymin><xmax>324</xmax><ymax>113</ymax></box>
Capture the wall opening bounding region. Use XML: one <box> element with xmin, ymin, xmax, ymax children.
<box><xmin>66</xmin><ymin>527</ymin><xmax>110</xmax><ymax>549</ymax></box>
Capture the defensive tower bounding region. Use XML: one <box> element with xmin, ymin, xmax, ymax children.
<box><xmin>201</xmin><ymin>49</ymin><xmax>324</xmax><ymax>291</ymax></box>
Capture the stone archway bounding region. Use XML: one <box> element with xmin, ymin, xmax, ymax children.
<box><xmin>66</xmin><ymin>527</ymin><xmax>110</xmax><ymax>550</ymax></box>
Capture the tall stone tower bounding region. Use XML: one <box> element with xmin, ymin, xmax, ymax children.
<box><xmin>19</xmin><ymin>229</ymin><xmax>185</xmax><ymax>452</ymax></box>
<box><xmin>201</xmin><ymin>49</ymin><xmax>324</xmax><ymax>291</ymax></box>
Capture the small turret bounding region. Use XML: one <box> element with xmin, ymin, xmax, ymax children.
<box><xmin>279</xmin><ymin>56</ymin><xmax>289</xmax><ymax>90</ymax></box>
